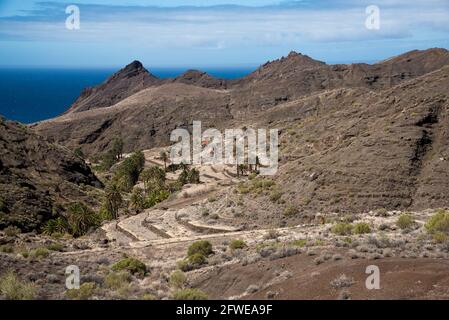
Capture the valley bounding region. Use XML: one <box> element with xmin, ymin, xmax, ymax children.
<box><xmin>1</xmin><ymin>48</ymin><xmax>449</xmax><ymax>300</ymax></box>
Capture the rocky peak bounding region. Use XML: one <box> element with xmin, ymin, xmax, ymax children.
<box><xmin>65</xmin><ymin>60</ymin><xmax>159</xmax><ymax>113</ymax></box>
<box><xmin>111</xmin><ymin>60</ymin><xmax>150</xmax><ymax>80</ymax></box>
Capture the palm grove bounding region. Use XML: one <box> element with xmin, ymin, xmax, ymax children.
<box><xmin>43</xmin><ymin>137</ymin><xmax>200</xmax><ymax>238</ymax></box>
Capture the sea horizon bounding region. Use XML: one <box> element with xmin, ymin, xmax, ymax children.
<box><xmin>0</xmin><ymin>66</ymin><xmax>257</xmax><ymax>124</ymax></box>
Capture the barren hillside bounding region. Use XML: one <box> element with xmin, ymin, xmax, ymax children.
<box><xmin>0</xmin><ymin>119</ymin><xmax>102</xmax><ymax>231</ymax></box>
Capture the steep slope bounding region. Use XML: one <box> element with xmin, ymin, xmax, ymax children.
<box><xmin>237</xmin><ymin>66</ymin><xmax>449</xmax><ymax>224</ymax></box>
<box><xmin>66</xmin><ymin>60</ymin><xmax>159</xmax><ymax>113</ymax></box>
<box><xmin>33</xmin><ymin>83</ymin><xmax>233</xmax><ymax>154</ymax></box>
<box><xmin>0</xmin><ymin>118</ymin><xmax>102</xmax><ymax>231</ymax></box>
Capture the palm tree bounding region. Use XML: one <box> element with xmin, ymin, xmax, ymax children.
<box><xmin>111</xmin><ymin>137</ymin><xmax>124</xmax><ymax>161</ymax></box>
<box><xmin>160</xmin><ymin>151</ymin><xmax>168</xmax><ymax>171</ymax></box>
<box><xmin>140</xmin><ymin>166</ymin><xmax>166</xmax><ymax>194</ymax></box>
<box><xmin>236</xmin><ymin>160</ymin><xmax>240</xmax><ymax>177</ymax></box>
<box><xmin>140</xmin><ymin>169</ymin><xmax>151</xmax><ymax>194</ymax></box>
<box><xmin>255</xmin><ymin>156</ymin><xmax>260</xmax><ymax>172</ymax></box>
<box><xmin>130</xmin><ymin>187</ymin><xmax>145</xmax><ymax>211</ymax></box>
<box><xmin>66</xmin><ymin>202</ymin><xmax>98</xmax><ymax>237</ymax></box>
<box><xmin>105</xmin><ymin>183</ymin><xmax>123</xmax><ymax>219</ymax></box>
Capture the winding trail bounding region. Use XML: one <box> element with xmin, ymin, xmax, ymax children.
<box><xmin>101</xmin><ymin>151</ymin><xmax>244</xmax><ymax>248</ymax></box>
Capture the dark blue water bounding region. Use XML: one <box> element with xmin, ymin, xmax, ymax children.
<box><xmin>0</xmin><ymin>67</ymin><xmax>254</xmax><ymax>124</ymax></box>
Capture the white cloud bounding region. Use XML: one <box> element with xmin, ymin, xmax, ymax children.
<box><xmin>0</xmin><ymin>1</ymin><xmax>447</xmax><ymax>49</ymax></box>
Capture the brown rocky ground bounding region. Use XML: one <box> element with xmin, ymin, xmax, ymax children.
<box><xmin>196</xmin><ymin>255</ymin><xmax>449</xmax><ymax>300</ymax></box>
<box><xmin>0</xmin><ymin>119</ymin><xmax>102</xmax><ymax>231</ymax></box>
<box><xmin>1</xmin><ymin>151</ymin><xmax>448</xmax><ymax>300</ymax></box>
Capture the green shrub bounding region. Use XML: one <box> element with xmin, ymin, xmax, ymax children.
<box><xmin>432</xmin><ymin>232</ymin><xmax>449</xmax><ymax>243</ymax></box>
<box><xmin>425</xmin><ymin>210</ymin><xmax>449</xmax><ymax>235</ymax></box>
<box><xmin>65</xmin><ymin>282</ymin><xmax>96</xmax><ymax>300</ymax></box>
<box><xmin>3</xmin><ymin>226</ymin><xmax>21</xmax><ymax>237</ymax></box>
<box><xmin>236</xmin><ymin>182</ymin><xmax>250</xmax><ymax>194</ymax></box>
<box><xmin>169</xmin><ymin>270</ymin><xmax>187</xmax><ymax>289</ymax></box>
<box><xmin>30</xmin><ymin>247</ymin><xmax>50</xmax><ymax>259</ymax></box>
<box><xmin>173</xmin><ymin>288</ymin><xmax>208</xmax><ymax>300</ymax></box>
<box><xmin>104</xmin><ymin>271</ymin><xmax>131</xmax><ymax>291</ymax></box>
<box><xmin>112</xmin><ymin>257</ymin><xmax>147</xmax><ymax>276</ymax></box>
<box><xmin>0</xmin><ymin>244</ymin><xmax>14</xmax><ymax>253</ymax></box>
<box><xmin>142</xmin><ymin>293</ymin><xmax>156</xmax><ymax>300</ymax></box>
<box><xmin>187</xmin><ymin>240</ymin><xmax>213</xmax><ymax>257</ymax></box>
<box><xmin>396</xmin><ymin>214</ymin><xmax>415</xmax><ymax>230</ymax></box>
<box><xmin>229</xmin><ymin>239</ymin><xmax>246</xmax><ymax>250</ymax></box>
<box><xmin>46</xmin><ymin>243</ymin><xmax>64</xmax><ymax>252</ymax></box>
<box><xmin>237</xmin><ymin>178</ymin><xmax>275</xmax><ymax>195</ymax></box>
<box><xmin>353</xmin><ymin>222</ymin><xmax>371</xmax><ymax>234</ymax></box>
<box><xmin>331</xmin><ymin>223</ymin><xmax>353</xmax><ymax>236</ymax></box>
<box><xmin>283</xmin><ymin>205</ymin><xmax>298</xmax><ymax>217</ymax></box>
<box><xmin>248</xmin><ymin>173</ymin><xmax>257</xmax><ymax>180</ymax></box>
<box><xmin>290</xmin><ymin>239</ymin><xmax>307</xmax><ymax>247</ymax></box>
<box><xmin>188</xmin><ymin>253</ymin><xmax>207</xmax><ymax>266</ymax></box>
<box><xmin>252</xmin><ymin>179</ymin><xmax>275</xmax><ymax>190</ymax></box>
<box><xmin>269</xmin><ymin>190</ymin><xmax>283</xmax><ymax>203</ymax></box>
<box><xmin>0</xmin><ymin>271</ymin><xmax>36</xmax><ymax>300</ymax></box>
<box><xmin>177</xmin><ymin>259</ymin><xmax>191</xmax><ymax>272</ymax></box>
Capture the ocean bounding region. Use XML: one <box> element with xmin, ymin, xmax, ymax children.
<box><xmin>0</xmin><ymin>67</ymin><xmax>254</xmax><ymax>124</ymax></box>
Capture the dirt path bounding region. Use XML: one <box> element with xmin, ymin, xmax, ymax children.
<box><xmin>101</xmin><ymin>151</ymin><xmax>244</xmax><ymax>248</ymax></box>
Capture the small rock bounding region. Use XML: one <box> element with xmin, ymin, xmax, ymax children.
<box><xmin>246</xmin><ymin>284</ymin><xmax>260</xmax><ymax>294</ymax></box>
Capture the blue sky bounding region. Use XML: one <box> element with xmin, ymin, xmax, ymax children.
<box><xmin>0</xmin><ymin>0</ymin><xmax>448</xmax><ymax>68</ymax></box>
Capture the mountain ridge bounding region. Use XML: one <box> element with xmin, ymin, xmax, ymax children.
<box><xmin>34</xmin><ymin>48</ymin><xmax>449</xmax><ymax>156</ymax></box>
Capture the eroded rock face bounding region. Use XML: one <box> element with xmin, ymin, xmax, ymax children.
<box><xmin>0</xmin><ymin>119</ymin><xmax>102</xmax><ymax>231</ymax></box>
